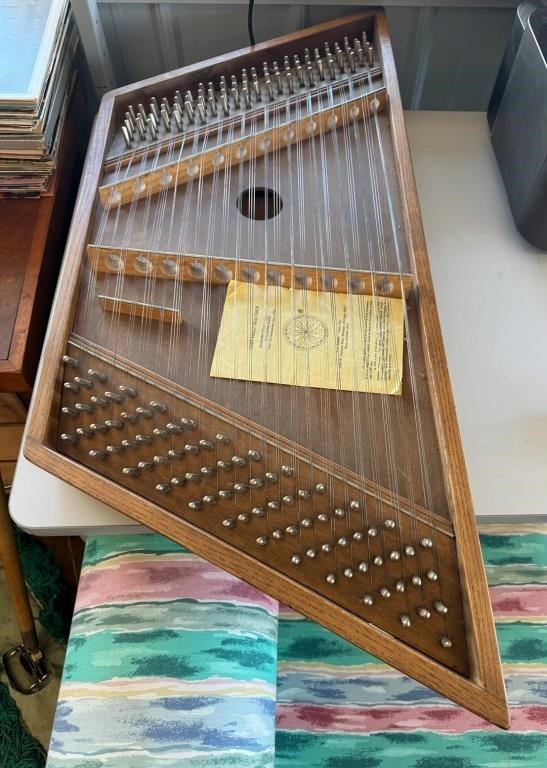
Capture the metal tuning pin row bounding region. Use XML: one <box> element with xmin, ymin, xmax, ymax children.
<box><xmin>119</xmin><ymin>29</ymin><xmax>376</xmax><ymax>148</ymax></box>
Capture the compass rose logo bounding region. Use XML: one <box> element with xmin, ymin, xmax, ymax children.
<box><xmin>283</xmin><ymin>314</ymin><xmax>328</xmax><ymax>350</ymax></box>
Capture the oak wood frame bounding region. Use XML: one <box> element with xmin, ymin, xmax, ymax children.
<box><xmin>24</xmin><ymin>9</ymin><xmax>509</xmax><ymax>728</ymax></box>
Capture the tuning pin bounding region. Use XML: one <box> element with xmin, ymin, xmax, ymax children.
<box><xmin>349</xmin><ymin>50</ymin><xmax>356</xmax><ymax>73</ymax></box>
<box><xmin>355</xmin><ymin>39</ymin><xmax>364</xmax><ymax>66</ymax></box>
<box><xmin>125</xmin><ymin>110</ymin><xmax>135</xmax><ymax>131</ymax></box>
<box><xmin>121</xmin><ymin>124</ymin><xmax>132</xmax><ymax>149</ymax></box>
<box><xmin>286</xmin><ymin>71</ymin><xmax>294</xmax><ymax>94</ymax></box>
<box><xmin>137</xmin><ymin>103</ymin><xmax>147</xmax><ymax>122</ymax></box>
<box><xmin>327</xmin><ymin>55</ymin><xmax>336</xmax><ymax>81</ymax></box>
<box><xmin>314</xmin><ymin>49</ymin><xmax>324</xmax><ymax>81</ymax></box>
<box><xmin>160</xmin><ymin>106</ymin><xmax>171</xmax><ymax>132</ymax></box>
<box><xmin>207</xmin><ymin>91</ymin><xmax>217</xmax><ymax>116</ymax></box>
<box><xmin>220</xmin><ymin>89</ymin><xmax>229</xmax><ymax>115</ymax></box>
<box><xmin>76</xmin><ymin>426</ymin><xmax>94</xmax><ymax>437</ymax></box>
<box><xmin>367</xmin><ymin>43</ymin><xmax>374</xmax><ymax>67</ymax></box>
<box><xmin>196</xmin><ymin>96</ymin><xmax>206</xmax><ymax>124</ymax></box>
<box><xmin>89</xmin><ymin>449</ymin><xmax>107</xmax><ymax>460</ymax></box>
<box><xmin>174</xmin><ymin>90</ymin><xmax>183</xmax><ymax>108</ymax></box>
<box><xmin>173</xmin><ymin>107</ymin><xmax>183</xmax><ymax>131</ymax></box>
<box><xmin>135</xmin><ymin>114</ymin><xmax>146</xmax><ymax>140</ymax></box>
<box><xmin>150</xmin><ymin>97</ymin><xmax>160</xmax><ymax>121</ymax></box>
<box><xmin>173</xmin><ymin>98</ymin><xmax>183</xmax><ymax>117</ymax></box>
<box><xmin>60</xmin><ymin>433</ymin><xmax>79</xmax><ymax>444</ymax></box>
<box><xmin>184</xmin><ymin>98</ymin><xmax>195</xmax><ymax>123</ymax></box>
<box><xmin>148</xmin><ymin>109</ymin><xmax>158</xmax><ymax>131</ymax></box>
<box><xmin>242</xmin><ymin>86</ymin><xmax>251</xmax><ymax>109</ymax></box>
<box><xmin>231</xmin><ymin>84</ymin><xmax>240</xmax><ymax>109</ymax></box>
<box><xmin>356</xmin><ymin>39</ymin><xmax>365</xmax><ymax>66</ymax></box>
<box><xmin>334</xmin><ymin>44</ymin><xmax>343</xmax><ymax>73</ymax></box>
<box><xmin>147</xmin><ymin>116</ymin><xmax>157</xmax><ymax>140</ymax></box>
<box><xmin>272</xmin><ymin>62</ymin><xmax>282</xmax><ymax>93</ymax></box>
<box><xmin>265</xmin><ymin>77</ymin><xmax>273</xmax><ymax>100</ymax></box>
<box><xmin>75</xmin><ymin>400</ymin><xmax>96</xmax><ymax>412</ymax></box>
<box><xmin>251</xmin><ymin>71</ymin><xmax>261</xmax><ymax>101</ymax></box>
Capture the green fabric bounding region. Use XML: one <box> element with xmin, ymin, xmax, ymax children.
<box><xmin>16</xmin><ymin>529</ymin><xmax>70</xmax><ymax>645</ymax></box>
<box><xmin>0</xmin><ymin>682</ymin><xmax>45</xmax><ymax>768</ymax></box>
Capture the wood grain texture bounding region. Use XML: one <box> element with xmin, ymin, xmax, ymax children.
<box><xmin>24</xmin><ymin>8</ymin><xmax>509</xmax><ymax>728</ymax></box>
<box><xmin>99</xmin><ymin>89</ymin><xmax>387</xmax><ymax>207</ymax></box>
<box><xmin>0</xmin><ymin>467</ymin><xmax>40</xmax><ymax>655</ymax></box>
<box><xmin>98</xmin><ymin>295</ymin><xmax>183</xmax><ymax>324</ymax></box>
<box><xmin>376</xmin><ymin>11</ymin><xmax>508</xmax><ymax>722</ymax></box>
<box><xmin>0</xmin><ymin>393</ymin><xmax>27</xmax><ymax>423</ymax></box>
<box><xmin>87</xmin><ymin>243</ymin><xmax>413</xmax><ymax>298</ymax></box>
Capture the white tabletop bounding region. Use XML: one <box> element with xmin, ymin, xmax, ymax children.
<box><xmin>10</xmin><ymin>111</ymin><xmax>547</xmax><ymax>535</ymax></box>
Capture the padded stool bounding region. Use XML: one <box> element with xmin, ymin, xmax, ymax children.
<box><xmin>47</xmin><ymin>528</ymin><xmax>547</xmax><ymax>767</ymax></box>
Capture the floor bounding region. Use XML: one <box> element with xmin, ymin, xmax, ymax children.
<box><xmin>0</xmin><ymin>563</ymin><xmax>65</xmax><ymax>752</ymax></box>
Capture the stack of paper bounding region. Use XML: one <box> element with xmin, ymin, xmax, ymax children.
<box><xmin>0</xmin><ymin>0</ymin><xmax>78</xmax><ymax>195</ymax></box>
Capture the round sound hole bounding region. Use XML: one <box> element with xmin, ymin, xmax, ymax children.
<box><xmin>237</xmin><ymin>187</ymin><xmax>283</xmax><ymax>220</ymax></box>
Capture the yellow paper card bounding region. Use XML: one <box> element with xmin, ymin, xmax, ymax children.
<box><xmin>210</xmin><ymin>280</ymin><xmax>404</xmax><ymax>395</ymax></box>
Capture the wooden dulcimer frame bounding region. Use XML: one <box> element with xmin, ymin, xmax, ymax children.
<box><xmin>25</xmin><ymin>8</ymin><xmax>509</xmax><ymax>728</ymax></box>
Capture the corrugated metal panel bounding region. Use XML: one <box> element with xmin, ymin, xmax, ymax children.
<box><xmin>97</xmin><ymin>2</ymin><xmax>515</xmax><ymax>109</ymax></box>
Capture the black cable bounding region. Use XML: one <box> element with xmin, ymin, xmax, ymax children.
<box><xmin>248</xmin><ymin>0</ymin><xmax>256</xmax><ymax>46</ymax></box>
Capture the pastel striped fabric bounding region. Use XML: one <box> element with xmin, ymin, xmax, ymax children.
<box><xmin>47</xmin><ymin>526</ymin><xmax>547</xmax><ymax>767</ymax></box>
<box><xmin>46</xmin><ymin>536</ymin><xmax>279</xmax><ymax>767</ymax></box>
<box><xmin>274</xmin><ymin>525</ymin><xmax>547</xmax><ymax>767</ymax></box>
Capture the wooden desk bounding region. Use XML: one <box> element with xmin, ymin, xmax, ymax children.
<box><xmin>1</xmin><ymin>70</ymin><xmax>92</xmax><ymax>594</ymax></box>
<box><xmin>0</xmin><ymin>79</ymin><xmax>89</xmax><ymax>393</ymax></box>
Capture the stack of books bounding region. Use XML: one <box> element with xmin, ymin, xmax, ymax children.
<box><xmin>0</xmin><ymin>0</ymin><xmax>78</xmax><ymax>195</ymax></box>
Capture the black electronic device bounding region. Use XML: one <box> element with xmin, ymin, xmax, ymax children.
<box><xmin>488</xmin><ymin>1</ymin><xmax>547</xmax><ymax>250</ymax></box>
